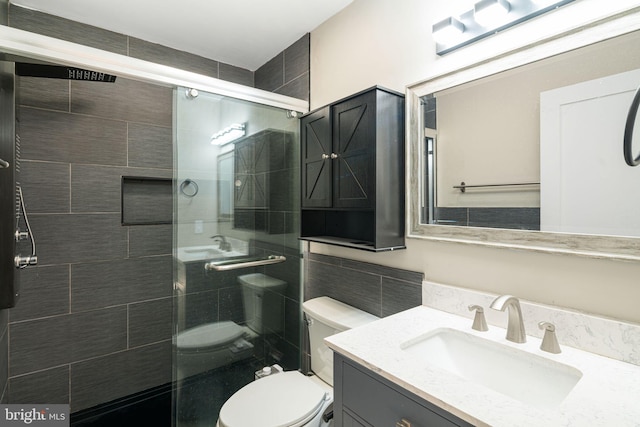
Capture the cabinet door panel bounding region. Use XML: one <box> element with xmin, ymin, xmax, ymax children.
<box><xmin>234</xmin><ymin>137</ymin><xmax>267</xmax><ymax>209</ymax></box>
<box><xmin>343</xmin><ymin>411</ymin><xmax>371</xmax><ymax>427</ymax></box>
<box><xmin>341</xmin><ymin>359</ymin><xmax>465</xmax><ymax>427</ymax></box>
<box><xmin>301</xmin><ymin>107</ymin><xmax>332</xmax><ymax>208</ymax></box>
<box><xmin>336</xmin><ymin>152</ymin><xmax>371</xmax><ymax>203</ymax></box>
<box><xmin>333</xmin><ymin>93</ymin><xmax>375</xmax><ymax>209</ymax></box>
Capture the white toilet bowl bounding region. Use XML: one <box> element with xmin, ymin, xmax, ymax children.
<box><xmin>175</xmin><ymin>273</ymin><xmax>286</xmax><ymax>378</ymax></box>
<box><xmin>216</xmin><ymin>297</ymin><xmax>379</xmax><ymax>427</ymax></box>
<box><xmin>174</xmin><ymin>321</ymin><xmax>254</xmax><ymax>379</ymax></box>
<box><xmin>216</xmin><ymin>371</ymin><xmax>332</xmax><ymax>427</ymax></box>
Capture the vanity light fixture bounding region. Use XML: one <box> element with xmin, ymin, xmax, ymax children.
<box><xmin>432</xmin><ymin>17</ymin><xmax>465</xmax><ymax>45</ymax></box>
<box><xmin>211</xmin><ymin>123</ymin><xmax>246</xmax><ymax>146</ymax></box>
<box><xmin>530</xmin><ymin>0</ymin><xmax>562</xmax><ymax>6</ymax></box>
<box><xmin>433</xmin><ymin>0</ymin><xmax>575</xmax><ymax>55</ymax></box>
<box><xmin>474</xmin><ymin>0</ymin><xmax>511</xmax><ymax>27</ymax></box>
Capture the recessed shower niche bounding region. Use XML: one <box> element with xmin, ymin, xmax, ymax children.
<box><xmin>121</xmin><ymin>176</ymin><xmax>172</xmax><ymax>225</ymax></box>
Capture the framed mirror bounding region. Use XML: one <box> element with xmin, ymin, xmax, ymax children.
<box><xmin>407</xmin><ymin>8</ymin><xmax>640</xmax><ymax>261</ymax></box>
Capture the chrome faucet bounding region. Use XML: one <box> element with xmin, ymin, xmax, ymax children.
<box><xmin>210</xmin><ymin>234</ymin><xmax>232</xmax><ymax>251</ymax></box>
<box><xmin>490</xmin><ymin>295</ymin><xmax>526</xmax><ymax>343</ymax></box>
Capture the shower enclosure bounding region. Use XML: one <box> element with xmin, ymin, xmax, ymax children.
<box><xmin>173</xmin><ymin>87</ymin><xmax>303</xmax><ymax>425</ymax></box>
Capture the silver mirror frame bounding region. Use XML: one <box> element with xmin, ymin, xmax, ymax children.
<box><xmin>407</xmin><ymin>7</ymin><xmax>640</xmax><ymax>262</ymax></box>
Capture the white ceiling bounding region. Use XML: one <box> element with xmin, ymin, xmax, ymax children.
<box><xmin>10</xmin><ymin>0</ymin><xmax>353</xmax><ymax>71</ymax></box>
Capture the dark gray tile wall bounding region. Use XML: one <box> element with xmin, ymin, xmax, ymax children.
<box><xmin>9</xmin><ymin>72</ymin><xmax>174</xmax><ymax>412</ymax></box>
<box><xmin>435</xmin><ymin>207</ymin><xmax>540</xmax><ymax>230</ymax></box>
<box><xmin>9</xmin><ymin>5</ymin><xmax>128</xmax><ymax>55</ymax></box>
<box><xmin>8</xmin><ymin>5</ymin><xmax>309</xmax><ymax>97</ymax></box>
<box><xmin>0</xmin><ymin>0</ymin><xmax>8</xmax><ymax>26</ymax></box>
<box><xmin>256</xmin><ymin>34</ymin><xmax>310</xmax><ymax>102</ymax></box>
<box><xmin>70</xmin><ymin>341</ymin><xmax>172</xmax><ymax>411</ymax></box>
<box><xmin>304</xmin><ymin>253</ymin><xmax>423</xmax><ymax>318</ymax></box>
<box><xmin>10</xmin><ymin>265</ymin><xmax>69</xmax><ymax>322</ymax></box>
<box><xmin>302</xmin><ymin>252</ymin><xmax>423</xmax><ymax>371</ymax></box>
<box><xmin>0</xmin><ymin>311</ymin><xmax>7</xmax><ymax>403</ymax></box>
<box><xmin>4</xmin><ymin>3</ymin><xmax>310</xmax><ymax>414</ymax></box>
<box><xmin>8</xmin><ymin>366</ymin><xmax>70</xmax><ymax>405</ymax></box>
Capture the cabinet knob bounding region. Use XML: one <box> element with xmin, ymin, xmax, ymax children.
<box><xmin>330</xmin><ymin>153</ymin><xmax>338</xmax><ymax>159</ymax></box>
<box><xmin>321</xmin><ymin>153</ymin><xmax>330</xmax><ymax>160</ymax></box>
<box><xmin>396</xmin><ymin>419</ymin><xmax>412</xmax><ymax>427</ymax></box>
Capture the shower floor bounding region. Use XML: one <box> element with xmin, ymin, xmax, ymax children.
<box><xmin>69</xmin><ymin>358</ymin><xmax>260</xmax><ymax>426</ymax></box>
<box><xmin>70</xmin><ymin>383</ymin><xmax>173</xmax><ymax>426</ymax></box>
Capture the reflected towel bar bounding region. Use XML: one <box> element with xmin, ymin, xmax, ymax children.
<box><xmin>454</xmin><ymin>181</ymin><xmax>540</xmax><ymax>193</ymax></box>
<box><xmin>204</xmin><ymin>255</ymin><xmax>286</xmax><ymax>271</ymax></box>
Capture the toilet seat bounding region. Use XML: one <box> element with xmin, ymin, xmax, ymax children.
<box><xmin>176</xmin><ymin>321</ymin><xmax>245</xmax><ymax>352</ymax></box>
<box><xmin>218</xmin><ymin>371</ymin><xmax>328</xmax><ymax>427</ymax></box>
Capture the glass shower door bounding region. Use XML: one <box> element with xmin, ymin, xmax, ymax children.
<box><xmin>173</xmin><ymin>87</ymin><xmax>302</xmax><ymax>426</ymax></box>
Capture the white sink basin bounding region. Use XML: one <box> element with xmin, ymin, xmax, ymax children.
<box><xmin>176</xmin><ymin>245</ymin><xmax>247</xmax><ymax>262</ymax></box>
<box><xmin>401</xmin><ymin>328</ymin><xmax>582</xmax><ymax>408</ymax></box>
<box><xmin>183</xmin><ymin>247</ymin><xmax>225</xmax><ymax>257</ymax></box>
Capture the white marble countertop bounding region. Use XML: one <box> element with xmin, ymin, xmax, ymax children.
<box><xmin>325</xmin><ymin>306</ymin><xmax>640</xmax><ymax>427</ymax></box>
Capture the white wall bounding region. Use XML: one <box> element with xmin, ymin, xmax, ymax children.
<box><xmin>309</xmin><ymin>0</ymin><xmax>640</xmax><ymax>324</ymax></box>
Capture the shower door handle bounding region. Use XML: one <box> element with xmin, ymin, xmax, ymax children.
<box><xmin>204</xmin><ymin>255</ymin><xmax>286</xmax><ymax>271</ymax></box>
<box><xmin>0</xmin><ymin>158</ymin><xmax>8</xmax><ymax>168</ymax></box>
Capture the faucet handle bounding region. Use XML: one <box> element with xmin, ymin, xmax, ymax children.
<box><xmin>468</xmin><ymin>305</ymin><xmax>489</xmax><ymax>332</ymax></box>
<box><xmin>538</xmin><ymin>321</ymin><xmax>561</xmax><ymax>354</ymax></box>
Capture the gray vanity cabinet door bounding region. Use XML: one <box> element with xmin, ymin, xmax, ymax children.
<box><xmin>342</xmin><ymin>412</ymin><xmax>368</xmax><ymax>427</ymax></box>
<box><xmin>334</xmin><ymin>354</ymin><xmax>474</xmax><ymax>427</ymax></box>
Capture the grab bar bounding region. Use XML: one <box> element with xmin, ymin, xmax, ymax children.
<box><xmin>0</xmin><ymin>158</ymin><xmax>9</xmax><ymax>168</ymax></box>
<box><xmin>204</xmin><ymin>255</ymin><xmax>286</xmax><ymax>272</ymax></box>
<box><xmin>454</xmin><ymin>181</ymin><xmax>540</xmax><ymax>193</ymax></box>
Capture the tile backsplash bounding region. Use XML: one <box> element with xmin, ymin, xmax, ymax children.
<box><xmin>423</xmin><ymin>281</ymin><xmax>640</xmax><ymax>365</ymax></box>
<box><xmin>305</xmin><ymin>253</ymin><xmax>424</xmax><ymax>318</ymax></box>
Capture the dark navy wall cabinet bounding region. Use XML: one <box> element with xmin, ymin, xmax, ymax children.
<box><xmin>300</xmin><ymin>87</ymin><xmax>405</xmax><ymax>252</ymax></box>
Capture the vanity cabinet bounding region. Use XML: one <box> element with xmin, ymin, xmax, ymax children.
<box><xmin>300</xmin><ymin>86</ymin><xmax>405</xmax><ymax>251</ymax></box>
<box><xmin>334</xmin><ymin>354</ymin><xmax>474</xmax><ymax>427</ymax></box>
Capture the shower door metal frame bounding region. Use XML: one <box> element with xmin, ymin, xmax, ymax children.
<box><xmin>0</xmin><ymin>26</ymin><xmax>307</xmax><ymax>113</ymax></box>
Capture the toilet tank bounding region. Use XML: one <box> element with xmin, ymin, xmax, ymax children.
<box><xmin>239</xmin><ymin>273</ymin><xmax>287</xmax><ymax>334</ymax></box>
<box><xmin>302</xmin><ymin>296</ymin><xmax>379</xmax><ymax>386</ymax></box>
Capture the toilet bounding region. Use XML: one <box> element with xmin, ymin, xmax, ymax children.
<box><xmin>216</xmin><ymin>296</ymin><xmax>380</xmax><ymax>427</ymax></box>
<box><xmin>175</xmin><ymin>273</ymin><xmax>287</xmax><ymax>379</ymax></box>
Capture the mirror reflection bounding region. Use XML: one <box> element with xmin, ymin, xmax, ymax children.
<box><xmin>421</xmin><ymin>30</ymin><xmax>640</xmax><ymax>238</ymax></box>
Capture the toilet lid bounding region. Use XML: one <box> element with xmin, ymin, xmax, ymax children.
<box><xmin>176</xmin><ymin>321</ymin><xmax>244</xmax><ymax>350</ymax></box>
<box><xmin>218</xmin><ymin>371</ymin><xmax>327</xmax><ymax>427</ymax></box>
<box><xmin>238</xmin><ymin>273</ymin><xmax>286</xmax><ymax>289</ymax></box>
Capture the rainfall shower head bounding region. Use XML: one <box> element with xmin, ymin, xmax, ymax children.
<box><xmin>15</xmin><ymin>63</ymin><xmax>117</xmax><ymax>82</ymax></box>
